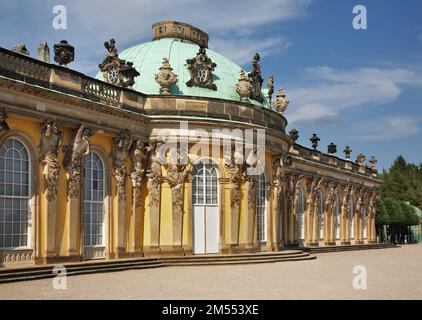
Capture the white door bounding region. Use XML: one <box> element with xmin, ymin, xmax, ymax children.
<box><xmin>192</xmin><ymin>163</ymin><xmax>219</xmax><ymax>254</ymax></box>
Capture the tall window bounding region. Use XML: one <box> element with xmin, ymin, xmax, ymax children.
<box><xmin>349</xmin><ymin>199</ymin><xmax>354</xmax><ymax>240</ymax></box>
<box><xmin>256</xmin><ymin>173</ymin><xmax>266</xmax><ymax>243</ymax></box>
<box><xmin>296</xmin><ymin>187</ymin><xmax>305</xmax><ymax>240</ymax></box>
<box><xmin>83</xmin><ymin>152</ymin><xmax>105</xmax><ymax>247</ymax></box>
<box><xmin>0</xmin><ymin>138</ymin><xmax>30</xmax><ymax>249</ymax></box>
<box><xmin>335</xmin><ymin>196</ymin><xmax>340</xmax><ymax>240</ymax></box>
<box><xmin>317</xmin><ymin>191</ymin><xmax>324</xmax><ymax>240</ymax></box>
<box><xmin>192</xmin><ymin>164</ymin><xmax>217</xmax><ymax>205</ymax></box>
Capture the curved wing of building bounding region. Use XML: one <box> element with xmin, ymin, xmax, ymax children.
<box><xmin>0</xmin><ymin>21</ymin><xmax>380</xmax><ymax>266</ymax></box>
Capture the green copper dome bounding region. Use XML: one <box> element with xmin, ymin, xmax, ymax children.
<box><xmin>96</xmin><ymin>37</ymin><xmax>270</xmax><ymax>108</ymax></box>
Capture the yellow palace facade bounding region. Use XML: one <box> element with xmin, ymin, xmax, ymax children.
<box><xmin>0</xmin><ymin>21</ymin><xmax>380</xmax><ymax>266</ymax></box>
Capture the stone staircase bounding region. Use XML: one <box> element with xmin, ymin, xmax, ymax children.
<box><xmin>301</xmin><ymin>243</ymin><xmax>399</xmax><ymax>254</ymax></box>
<box><xmin>0</xmin><ymin>250</ymin><xmax>314</xmax><ymax>284</ymax></box>
<box><xmin>161</xmin><ymin>250</ymin><xmax>314</xmax><ymax>266</ymax></box>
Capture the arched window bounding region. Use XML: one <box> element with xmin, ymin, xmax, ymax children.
<box><xmin>296</xmin><ymin>187</ymin><xmax>306</xmax><ymax>240</ymax></box>
<box><xmin>256</xmin><ymin>173</ymin><xmax>267</xmax><ymax>243</ymax></box>
<box><xmin>0</xmin><ymin>138</ymin><xmax>31</xmax><ymax>249</ymax></box>
<box><xmin>317</xmin><ymin>191</ymin><xmax>324</xmax><ymax>240</ymax></box>
<box><xmin>334</xmin><ymin>196</ymin><xmax>340</xmax><ymax>240</ymax></box>
<box><xmin>192</xmin><ymin>164</ymin><xmax>218</xmax><ymax>205</ymax></box>
<box><xmin>83</xmin><ymin>152</ymin><xmax>105</xmax><ymax>249</ymax></box>
<box><xmin>349</xmin><ymin>199</ymin><xmax>355</xmax><ymax>240</ymax></box>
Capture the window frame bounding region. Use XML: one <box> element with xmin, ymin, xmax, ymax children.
<box><xmin>0</xmin><ymin>137</ymin><xmax>32</xmax><ymax>250</ymax></box>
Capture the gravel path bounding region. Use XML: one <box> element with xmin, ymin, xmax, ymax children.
<box><xmin>1</xmin><ymin>245</ymin><xmax>421</xmax><ymax>300</ymax></box>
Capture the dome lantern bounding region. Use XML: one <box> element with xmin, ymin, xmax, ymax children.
<box><xmin>152</xmin><ymin>21</ymin><xmax>209</xmax><ymax>48</ymax></box>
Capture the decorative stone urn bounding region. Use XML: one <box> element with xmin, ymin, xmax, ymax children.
<box><xmin>155</xmin><ymin>58</ymin><xmax>178</xmax><ymax>94</ymax></box>
<box><xmin>356</xmin><ymin>153</ymin><xmax>366</xmax><ymax>165</ymax></box>
<box><xmin>289</xmin><ymin>128</ymin><xmax>299</xmax><ymax>143</ymax></box>
<box><xmin>310</xmin><ymin>133</ymin><xmax>320</xmax><ymax>150</ymax></box>
<box><xmin>327</xmin><ymin>143</ymin><xmax>337</xmax><ymax>154</ymax></box>
<box><xmin>53</xmin><ymin>40</ymin><xmax>74</xmax><ymax>66</ymax></box>
<box><xmin>343</xmin><ymin>146</ymin><xmax>352</xmax><ymax>160</ymax></box>
<box><xmin>120</xmin><ymin>61</ymin><xmax>140</xmax><ymax>89</ymax></box>
<box><xmin>369</xmin><ymin>156</ymin><xmax>377</xmax><ymax>170</ymax></box>
<box><xmin>235</xmin><ymin>70</ymin><xmax>252</xmax><ymax>102</ymax></box>
<box><xmin>274</xmin><ymin>87</ymin><xmax>289</xmax><ymax>114</ymax></box>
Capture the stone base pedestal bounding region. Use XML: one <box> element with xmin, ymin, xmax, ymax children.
<box><xmin>143</xmin><ymin>246</ymin><xmax>161</xmax><ymax>257</ymax></box>
<box><xmin>114</xmin><ymin>247</ymin><xmax>131</xmax><ymax>259</ymax></box>
<box><xmin>35</xmin><ymin>255</ymin><xmax>83</xmax><ymax>265</ymax></box>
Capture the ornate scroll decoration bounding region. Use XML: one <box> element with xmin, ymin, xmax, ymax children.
<box><xmin>40</xmin><ymin>121</ymin><xmax>64</xmax><ymax>202</ymax></box>
<box><xmin>146</xmin><ymin>141</ymin><xmax>164</xmax><ymax>207</ymax></box>
<box><xmin>185</xmin><ymin>46</ymin><xmax>217</xmax><ymax>90</ymax></box>
<box><xmin>166</xmin><ymin>145</ymin><xmax>189</xmax><ymax>217</ymax></box>
<box><xmin>274</xmin><ymin>87</ymin><xmax>289</xmax><ymax>114</ymax></box>
<box><xmin>155</xmin><ymin>58</ymin><xmax>178</xmax><ymax>94</ymax></box>
<box><xmin>63</xmin><ymin>125</ymin><xmax>94</xmax><ymax>199</ymax></box>
<box><xmin>131</xmin><ymin>140</ymin><xmax>151</xmax><ymax>207</ymax></box>
<box><xmin>112</xmin><ymin>130</ymin><xmax>133</xmax><ymax>201</ymax></box>
<box><xmin>235</xmin><ymin>70</ymin><xmax>252</xmax><ymax>102</ymax></box>
<box><xmin>248</xmin><ymin>53</ymin><xmax>264</xmax><ymax>102</ymax></box>
<box><xmin>224</xmin><ymin>146</ymin><xmax>244</xmax><ymax>209</ymax></box>
<box><xmin>99</xmin><ymin>39</ymin><xmax>139</xmax><ymax>87</ymax></box>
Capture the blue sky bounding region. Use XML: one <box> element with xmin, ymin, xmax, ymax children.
<box><xmin>0</xmin><ymin>0</ymin><xmax>421</xmax><ymax>170</ymax></box>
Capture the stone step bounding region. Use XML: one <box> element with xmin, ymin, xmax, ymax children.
<box><xmin>163</xmin><ymin>255</ymin><xmax>315</xmax><ymax>266</ymax></box>
<box><xmin>0</xmin><ymin>250</ymin><xmax>314</xmax><ymax>284</ymax></box>
<box><xmin>0</xmin><ymin>259</ymin><xmax>162</xmax><ymax>279</ymax></box>
<box><xmin>160</xmin><ymin>252</ymin><xmax>310</xmax><ymax>263</ymax></box>
<box><xmin>160</xmin><ymin>250</ymin><xmax>304</xmax><ymax>261</ymax></box>
<box><xmin>0</xmin><ymin>262</ymin><xmax>163</xmax><ymax>284</ymax></box>
<box><xmin>302</xmin><ymin>244</ymin><xmax>399</xmax><ymax>254</ymax></box>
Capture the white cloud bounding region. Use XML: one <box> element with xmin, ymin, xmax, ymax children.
<box><xmin>211</xmin><ymin>37</ymin><xmax>290</xmax><ymax>65</ymax></box>
<box><xmin>286</xmin><ymin>66</ymin><xmax>422</xmax><ymax>124</ymax></box>
<box><xmin>354</xmin><ymin>116</ymin><xmax>420</xmax><ymax>141</ymax></box>
<box><xmin>62</xmin><ymin>0</ymin><xmax>311</xmax><ymax>72</ymax></box>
